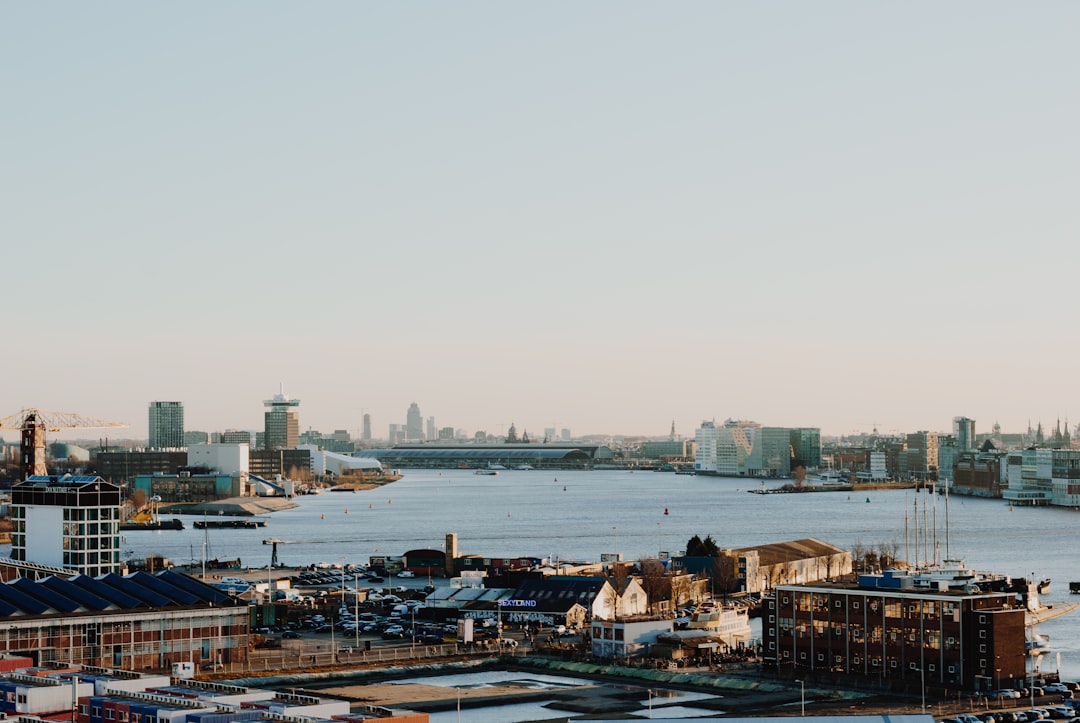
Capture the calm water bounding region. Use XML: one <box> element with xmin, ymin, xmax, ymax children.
<box><xmin>18</xmin><ymin>469</ymin><xmax>1079</xmax><ymax>676</ymax></box>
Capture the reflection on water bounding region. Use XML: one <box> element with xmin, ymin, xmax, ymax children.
<box><xmin>631</xmin><ymin>705</ymin><xmax>726</xmax><ymax>718</ymax></box>
<box><xmin>391</xmin><ymin>671</ymin><xmax>589</xmax><ymax>689</ymax></box>
<box><xmin>428</xmin><ymin>699</ymin><xmax>562</xmax><ymax>723</ymax></box>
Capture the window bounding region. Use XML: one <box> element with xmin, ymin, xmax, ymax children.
<box><xmin>854</xmin><ymin>601</ymin><xmax>860</xmax><ymax>609</ymax></box>
<box><xmin>979</xmin><ymin>630</ymin><xmax>986</xmax><ymax>639</ymax></box>
<box><xmin>835</xmin><ymin>600</ymin><xmax>842</xmax><ymax>608</ymax></box>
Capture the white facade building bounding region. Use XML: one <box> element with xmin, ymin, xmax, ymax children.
<box><xmin>187</xmin><ymin>443</ymin><xmax>249</xmax><ymax>476</ymax></box>
<box><xmin>11</xmin><ymin>475</ymin><xmax>122</xmax><ymax>576</ymax></box>
<box><xmin>695</xmin><ymin>421</ymin><xmax>754</xmax><ymax>476</ymax></box>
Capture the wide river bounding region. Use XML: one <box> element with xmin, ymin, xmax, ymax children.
<box><xmin>23</xmin><ymin>469</ymin><xmax>1080</xmax><ymax>678</ymax></box>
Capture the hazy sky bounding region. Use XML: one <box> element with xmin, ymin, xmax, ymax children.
<box><xmin>3</xmin><ymin>3</ymin><xmax>1078</xmax><ymax>441</ymax></box>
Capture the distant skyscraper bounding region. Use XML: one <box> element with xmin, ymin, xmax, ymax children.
<box><xmin>219</xmin><ymin>429</ymin><xmax>252</xmax><ymax>446</ymax></box>
<box><xmin>426</xmin><ymin>416</ymin><xmax>435</xmax><ymax>441</ymax></box>
<box><xmin>148</xmin><ymin>401</ymin><xmax>184</xmax><ymax>448</ymax></box>
<box><xmin>953</xmin><ymin>417</ymin><xmax>976</xmax><ymax>452</ymax></box>
<box><xmin>389</xmin><ymin>424</ymin><xmax>404</xmax><ymax>444</ymax></box>
<box><xmin>183</xmin><ymin>430</ymin><xmax>209</xmax><ymax>446</ymax></box>
<box><xmin>263</xmin><ymin>386</ymin><xmax>300</xmax><ymax>449</ymax></box>
<box><xmin>362</xmin><ymin>413</ymin><xmax>372</xmax><ymax>442</ymax></box>
<box><xmin>406</xmin><ymin>402</ymin><xmax>423</xmax><ymax>441</ymax></box>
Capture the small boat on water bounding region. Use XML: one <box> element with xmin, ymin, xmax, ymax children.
<box><xmin>1038</xmin><ymin>578</ymin><xmax>1051</xmax><ymax>595</ymax></box>
<box><xmin>474</xmin><ymin>468</ymin><xmax>499</xmax><ymax>476</ymax></box>
<box><xmin>1027</xmin><ymin>632</ymin><xmax>1051</xmax><ymax>655</ymax></box>
<box><xmin>1070</xmin><ymin>582</ymin><xmax>1080</xmax><ymax>594</ymax></box>
<box><xmin>194</xmin><ymin>519</ymin><xmax>267</xmax><ymax>529</ymax></box>
<box><xmin>120</xmin><ymin>518</ymin><xmax>184</xmax><ymax>531</ymax></box>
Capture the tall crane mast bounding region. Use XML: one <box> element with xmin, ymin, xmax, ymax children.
<box><xmin>0</xmin><ymin>408</ymin><xmax>128</xmax><ymax>479</ymax></box>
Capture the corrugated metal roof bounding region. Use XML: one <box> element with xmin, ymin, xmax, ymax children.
<box><xmin>736</xmin><ymin>538</ymin><xmax>846</xmax><ymax>566</ymax></box>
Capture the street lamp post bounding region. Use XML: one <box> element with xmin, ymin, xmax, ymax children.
<box><xmin>796</xmin><ymin>679</ymin><xmax>805</xmax><ymax>716</ymax></box>
<box><xmin>920</xmin><ymin>665</ymin><xmax>926</xmax><ymax>712</ymax></box>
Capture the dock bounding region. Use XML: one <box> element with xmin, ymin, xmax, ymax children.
<box><xmin>1027</xmin><ymin>601</ymin><xmax>1079</xmax><ymax>626</ymax></box>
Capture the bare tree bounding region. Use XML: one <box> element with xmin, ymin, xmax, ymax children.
<box><xmin>711</xmin><ymin>551</ymin><xmax>740</xmax><ymax>601</ymax></box>
<box><xmin>851</xmin><ymin>539</ymin><xmax>866</xmax><ymax>573</ymax></box>
<box><xmin>638</xmin><ymin>557</ymin><xmax>671</xmax><ymax>614</ymax></box>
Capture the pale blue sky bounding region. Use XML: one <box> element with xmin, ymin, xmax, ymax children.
<box><xmin>3</xmin><ymin>3</ymin><xmax>1078</xmax><ymax>440</ymax></box>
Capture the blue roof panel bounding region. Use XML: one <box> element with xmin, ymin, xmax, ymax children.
<box><xmin>125</xmin><ymin>571</ymin><xmax>199</xmax><ymax>606</ymax></box>
<box><xmin>40</xmin><ymin>575</ymin><xmax>114</xmax><ymax>612</ymax></box>
<box><xmin>10</xmin><ymin>576</ymin><xmax>81</xmax><ymax>613</ymax></box>
<box><xmin>70</xmin><ymin>575</ymin><xmax>143</xmax><ymax>609</ymax></box>
<box><xmin>97</xmin><ymin>573</ymin><xmax>171</xmax><ymax>607</ymax></box>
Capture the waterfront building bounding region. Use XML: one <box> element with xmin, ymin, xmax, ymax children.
<box><xmin>747</xmin><ymin>427</ymin><xmax>794</xmax><ymax>477</ymax></box>
<box><xmin>790</xmin><ymin>427</ymin><xmax>822</xmax><ymax>469</ymax></box>
<box><xmin>11</xmin><ymin>475</ymin><xmax>122</xmax><ymax>576</ymax></box>
<box><xmin>953</xmin><ymin>416</ymin><xmax>976</xmax><ymax>452</ymax></box>
<box><xmin>133</xmin><ymin>472</ymin><xmax>243</xmax><ymax>503</ymax></box>
<box><xmin>937</xmin><ymin>436</ymin><xmax>958</xmax><ymax>484</ymax></box>
<box><xmin>263</xmin><ymin>387</ymin><xmax>299</xmax><ymax>450</ymax></box>
<box><xmin>904</xmin><ymin>431</ymin><xmax>939</xmax><ymax>479</ymax></box>
<box><xmin>0</xmin><ymin>567</ymin><xmax>248</xmax><ymax>671</ymax></box>
<box><xmin>674</xmin><ymin>539</ymin><xmax>851</xmax><ymax>594</ymax></box>
<box><xmin>592</xmin><ymin>618</ymin><xmax>673</xmax><ymax>660</ymax></box>
<box><xmin>406</xmin><ymin>402</ymin><xmax>423</xmax><ymax>441</ymax></box>
<box><xmin>639</xmin><ymin>439</ymin><xmax>695</xmax><ymax>460</ymax></box>
<box><xmin>148</xmin><ymin>401</ymin><xmax>184</xmax><ymax>449</ymax></box>
<box><xmin>363</xmin><ymin>443</ymin><xmax>609</xmax><ymax>470</ymax></box>
<box><xmin>869</xmin><ymin>451</ymin><xmax>887</xmax><ymax>480</ymax></box>
<box><xmin>249</xmin><ymin>448</ymin><xmax>311</xmax><ymax>480</ymax></box>
<box><xmin>92</xmin><ymin>450</ymin><xmax>188</xmax><ymax>486</ymax></box>
<box><xmin>1004</xmin><ymin>447</ymin><xmax>1080</xmax><ymax>507</ymax></box>
<box><xmin>694</xmin><ymin>420</ymin><xmax>753</xmax><ymax>476</ymax></box>
<box><xmin>761</xmin><ymin>566</ymin><xmax>1026</xmax><ymax>692</ymax></box>
<box><xmin>951</xmin><ymin>444</ymin><xmax>1005</xmax><ymax>497</ymax></box>
<box><xmin>187</xmin><ymin>443</ymin><xmax>248</xmax><ymax>477</ymax></box>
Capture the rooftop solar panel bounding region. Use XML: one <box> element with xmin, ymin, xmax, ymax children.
<box><xmin>10</xmin><ymin>576</ymin><xmax>81</xmax><ymax>613</ymax></box>
<box><xmin>125</xmin><ymin>571</ymin><xmax>199</xmax><ymax>606</ymax></box>
<box><xmin>0</xmin><ymin>581</ymin><xmax>51</xmax><ymax>614</ymax></box>
<box><xmin>41</xmin><ymin>576</ymin><xmax>114</xmax><ymax>612</ymax></box>
<box><xmin>70</xmin><ymin>575</ymin><xmax>143</xmax><ymax>609</ymax></box>
<box><xmin>156</xmin><ymin>570</ymin><xmax>232</xmax><ymax>605</ymax></box>
<box><xmin>97</xmin><ymin>573</ymin><xmax>171</xmax><ymax>607</ymax></box>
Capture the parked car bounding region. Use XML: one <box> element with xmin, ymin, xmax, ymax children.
<box><xmin>997</xmin><ymin>691</ymin><xmax>1023</xmax><ymax>700</ymax></box>
<box><xmin>397</xmin><ymin>570</ymin><xmax>415</xmax><ymax>578</ymax></box>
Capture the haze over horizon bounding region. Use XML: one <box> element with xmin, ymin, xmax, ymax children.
<box><xmin>4</xmin><ymin>3</ymin><xmax>1078</xmax><ymax>442</ymax></box>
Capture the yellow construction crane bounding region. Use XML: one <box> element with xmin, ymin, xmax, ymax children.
<box><xmin>0</xmin><ymin>407</ymin><xmax>128</xmax><ymax>479</ymax></box>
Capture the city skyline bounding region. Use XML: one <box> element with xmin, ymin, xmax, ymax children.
<box><xmin>4</xmin><ymin>4</ymin><xmax>1078</xmax><ymax>440</ymax></box>
<box><xmin>5</xmin><ymin>391</ymin><xmax>1074</xmax><ymax>445</ymax></box>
